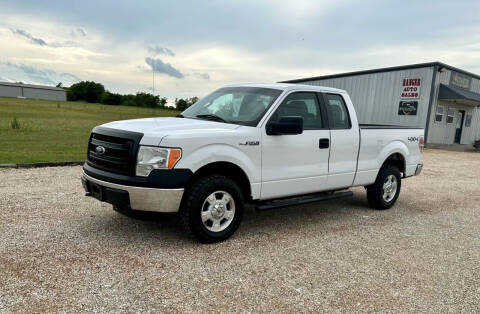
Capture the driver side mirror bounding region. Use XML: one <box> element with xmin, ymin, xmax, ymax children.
<box><xmin>266</xmin><ymin>116</ymin><xmax>303</xmax><ymax>135</ymax></box>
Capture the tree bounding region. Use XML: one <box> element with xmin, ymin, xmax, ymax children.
<box><xmin>175</xmin><ymin>97</ymin><xmax>198</xmax><ymax>111</ymax></box>
<box><xmin>67</xmin><ymin>81</ymin><xmax>105</xmax><ymax>103</ymax></box>
<box><xmin>159</xmin><ymin>97</ymin><xmax>167</xmax><ymax>107</ymax></box>
<box><xmin>101</xmin><ymin>91</ymin><xmax>123</xmax><ymax>106</ymax></box>
<box><xmin>175</xmin><ymin>98</ymin><xmax>189</xmax><ymax>111</ymax></box>
<box><xmin>133</xmin><ymin>92</ymin><xmax>160</xmax><ymax>107</ymax></box>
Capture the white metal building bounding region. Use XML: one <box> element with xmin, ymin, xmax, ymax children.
<box><xmin>0</xmin><ymin>81</ymin><xmax>66</xmax><ymax>101</ymax></box>
<box><xmin>282</xmin><ymin>62</ymin><xmax>480</xmax><ymax>145</ymax></box>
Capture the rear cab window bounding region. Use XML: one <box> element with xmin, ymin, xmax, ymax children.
<box><xmin>325</xmin><ymin>93</ymin><xmax>351</xmax><ymax>129</ymax></box>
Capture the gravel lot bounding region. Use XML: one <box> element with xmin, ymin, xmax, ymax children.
<box><xmin>1</xmin><ymin>149</ymin><xmax>479</xmax><ymax>312</ymax></box>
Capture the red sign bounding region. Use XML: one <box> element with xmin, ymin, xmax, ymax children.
<box><xmin>401</xmin><ymin>78</ymin><xmax>421</xmax><ymax>99</ymax></box>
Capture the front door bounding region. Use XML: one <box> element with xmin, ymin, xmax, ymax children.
<box><xmin>454</xmin><ymin>110</ymin><xmax>465</xmax><ymax>144</ymax></box>
<box><xmin>261</xmin><ymin>92</ymin><xmax>330</xmax><ymax>200</ymax></box>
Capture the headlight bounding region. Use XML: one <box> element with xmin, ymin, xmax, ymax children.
<box><xmin>136</xmin><ymin>146</ymin><xmax>182</xmax><ymax>177</ymax></box>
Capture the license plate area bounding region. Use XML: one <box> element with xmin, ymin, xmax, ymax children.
<box><xmin>89</xmin><ymin>182</ymin><xmax>104</xmax><ymax>201</ymax></box>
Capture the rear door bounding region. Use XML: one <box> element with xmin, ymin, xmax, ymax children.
<box><xmin>261</xmin><ymin>92</ymin><xmax>330</xmax><ymax>199</ymax></box>
<box><xmin>321</xmin><ymin>93</ymin><xmax>360</xmax><ymax>189</ymax></box>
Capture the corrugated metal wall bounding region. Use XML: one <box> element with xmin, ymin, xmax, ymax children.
<box><xmin>0</xmin><ymin>85</ymin><xmax>22</xmax><ymax>98</ymax></box>
<box><xmin>0</xmin><ymin>84</ymin><xmax>66</xmax><ymax>101</ymax></box>
<box><xmin>427</xmin><ymin>70</ymin><xmax>480</xmax><ymax>144</ymax></box>
<box><xmin>23</xmin><ymin>87</ymin><xmax>66</xmax><ymax>101</ymax></box>
<box><xmin>299</xmin><ymin>66</ymin><xmax>435</xmax><ymax>128</ymax></box>
<box><xmin>470</xmin><ymin>78</ymin><xmax>480</xmax><ymax>142</ymax></box>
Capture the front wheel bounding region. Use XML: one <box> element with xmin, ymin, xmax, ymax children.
<box><xmin>366</xmin><ymin>165</ymin><xmax>401</xmax><ymax>210</ymax></box>
<box><xmin>180</xmin><ymin>175</ymin><xmax>244</xmax><ymax>243</ymax></box>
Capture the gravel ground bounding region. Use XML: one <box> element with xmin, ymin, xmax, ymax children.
<box><xmin>0</xmin><ymin>149</ymin><xmax>479</xmax><ymax>313</ymax></box>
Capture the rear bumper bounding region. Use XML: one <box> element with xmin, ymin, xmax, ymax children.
<box><xmin>415</xmin><ymin>163</ymin><xmax>423</xmax><ymax>176</ymax></box>
<box><xmin>82</xmin><ymin>171</ymin><xmax>183</xmax><ymax>213</ymax></box>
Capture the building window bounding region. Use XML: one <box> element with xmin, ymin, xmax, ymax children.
<box><xmin>465</xmin><ymin>114</ymin><xmax>472</xmax><ymax>127</ymax></box>
<box><xmin>446</xmin><ymin>108</ymin><xmax>455</xmax><ymax>124</ymax></box>
<box><xmin>435</xmin><ymin>106</ymin><xmax>444</xmax><ymax>122</ymax></box>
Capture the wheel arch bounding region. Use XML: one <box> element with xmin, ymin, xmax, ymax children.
<box><xmin>382</xmin><ymin>152</ymin><xmax>406</xmax><ymax>175</ymax></box>
<box><xmin>186</xmin><ymin>161</ymin><xmax>252</xmax><ymax>201</ymax></box>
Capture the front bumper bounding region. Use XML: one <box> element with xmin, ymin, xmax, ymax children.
<box><xmin>82</xmin><ymin>171</ymin><xmax>183</xmax><ymax>213</ymax></box>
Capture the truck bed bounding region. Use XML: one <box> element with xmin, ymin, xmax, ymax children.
<box><xmin>360</xmin><ymin>124</ymin><xmax>423</xmax><ymax>129</ymax></box>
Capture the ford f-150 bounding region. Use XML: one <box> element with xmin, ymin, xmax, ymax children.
<box><xmin>81</xmin><ymin>83</ymin><xmax>424</xmax><ymax>242</ymax></box>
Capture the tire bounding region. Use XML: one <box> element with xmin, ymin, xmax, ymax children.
<box><xmin>180</xmin><ymin>175</ymin><xmax>244</xmax><ymax>243</ymax></box>
<box><xmin>366</xmin><ymin>165</ymin><xmax>401</xmax><ymax>210</ymax></box>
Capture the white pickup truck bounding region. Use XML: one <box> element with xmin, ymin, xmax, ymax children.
<box><xmin>82</xmin><ymin>83</ymin><xmax>424</xmax><ymax>242</ymax></box>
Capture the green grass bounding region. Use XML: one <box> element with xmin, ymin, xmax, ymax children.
<box><xmin>0</xmin><ymin>97</ymin><xmax>180</xmax><ymax>164</ymax></box>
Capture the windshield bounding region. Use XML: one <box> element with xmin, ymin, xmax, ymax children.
<box><xmin>181</xmin><ymin>87</ymin><xmax>283</xmax><ymax>126</ymax></box>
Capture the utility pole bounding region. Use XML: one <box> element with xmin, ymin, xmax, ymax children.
<box><xmin>152</xmin><ymin>68</ymin><xmax>155</xmax><ymax>95</ymax></box>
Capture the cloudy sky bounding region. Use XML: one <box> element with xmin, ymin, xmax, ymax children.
<box><xmin>0</xmin><ymin>0</ymin><xmax>479</xmax><ymax>98</ymax></box>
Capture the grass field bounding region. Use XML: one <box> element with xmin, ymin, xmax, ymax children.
<box><xmin>0</xmin><ymin>97</ymin><xmax>179</xmax><ymax>164</ymax></box>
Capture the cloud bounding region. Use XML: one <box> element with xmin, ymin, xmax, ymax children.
<box><xmin>148</xmin><ymin>45</ymin><xmax>175</xmax><ymax>56</ymax></box>
<box><xmin>10</xmin><ymin>28</ymin><xmax>46</xmax><ymax>46</ymax></box>
<box><xmin>145</xmin><ymin>57</ymin><xmax>183</xmax><ymax>78</ymax></box>
<box><xmin>72</xmin><ymin>27</ymin><xmax>87</xmax><ymax>37</ymax></box>
<box><xmin>2</xmin><ymin>1</ymin><xmax>480</xmax><ymax>97</ymax></box>
<box><xmin>0</xmin><ymin>62</ymin><xmax>80</xmax><ymax>86</ymax></box>
<box><xmin>10</xmin><ymin>28</ymin><xmax>80</xmax><ymax>48</ymax></box>
<box><xmin>193</xmin><ymin>72</ymin><xmax>210</xmax><ymax>80</ymax></box>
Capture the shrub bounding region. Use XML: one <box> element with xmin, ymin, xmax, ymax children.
<box><xmin>474</xmin><ymin>139</ymin><xmax>480</xmax><ymax>151</ymax></box>
<box><xmin>11</xmin><ymin>116</ymin><xmax>20</xmax><ymax>129</ymax></box>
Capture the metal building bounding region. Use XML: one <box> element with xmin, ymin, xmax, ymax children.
<box><xmin>0</xmin><ymin>81</ymin><xmax>66</xmax><ymax>101</ymax></box>
<box><xmin>282</xmin><ymin>62</ymin><xmax>480</xmax><ymax>145</ymax></box>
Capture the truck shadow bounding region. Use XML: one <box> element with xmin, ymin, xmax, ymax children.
<box><xmin>86</xmin><ymin>191</ymin><xmax>376</xmax><ymax>245</ymax></box>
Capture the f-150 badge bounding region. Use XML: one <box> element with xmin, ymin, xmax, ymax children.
<box><xmin>239</xmin><ymin>141</ymin><xmax>260</xmax><ymax>146</ymax></box>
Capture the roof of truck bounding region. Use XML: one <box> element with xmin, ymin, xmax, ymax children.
<box><xmin>224</xmin><ymin>82</ymin><xmax>346</xmax><ymax>93</ymax></box>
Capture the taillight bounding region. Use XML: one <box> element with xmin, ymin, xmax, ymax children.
<box><xmin>419</xmin><ymin>136</ymin><xmax>424</xmax><ymax>153</ymax></box>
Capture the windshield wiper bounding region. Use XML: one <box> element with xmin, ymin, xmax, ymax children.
<box><xmin>176</xmin><ymin>114</ymin><xmax>184</xmax><ymax>118</ymax></box>
<box><xmin>195</xmin><ymin>114</ymin><xmax>228</xmax><ymax>123</ymax></box>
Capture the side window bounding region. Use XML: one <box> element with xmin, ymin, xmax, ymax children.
<box><xmin>325</xmin><ymin>94</ymin><xmax>351</xmax><ymax>129</ymax></box>
<box><xmin>270</xmin><ymin>92</ymin><xmax>323</xmax><ymax>129</ymax></box>
<box><xmin>435</xmin><ymin>105</ymin><xmax>444</xmax><ymax>122</ymax></box>
<box><xmin>446</xmin><ymin>108</ymin><xmax>455</xmax><ymax>124</ymax></box>
<box><xmin>465</xmin><ymin>114</ymin><xmax>472</xmax><ymax>127</ymax></box>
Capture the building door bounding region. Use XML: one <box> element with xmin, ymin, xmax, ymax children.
<box><xmin>454</xmin><ymin>110</ymin><xmax>465</xmax><ymax>144</ymax></box>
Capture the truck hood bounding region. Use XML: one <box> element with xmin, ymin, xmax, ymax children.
<box><xmin>100</xmin><ymin>117</ymin><xmax>241</xmax><ymax>145</ymax></box>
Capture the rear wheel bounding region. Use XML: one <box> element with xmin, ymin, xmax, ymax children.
<box><xmin>366</xmin><ymin>165</ymin><xmax>401</xmax><ymax>210</ymax></box>
<box><xmin>180</xmin><ymin>175</ymin><xmax>244</xmax><ymax>243</ymax></box>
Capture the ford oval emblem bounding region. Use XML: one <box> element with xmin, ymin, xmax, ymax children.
<box><xmin>95</xmin><ymin>146</ymin><xmax>106</xmax><ymax>155</ymax></box>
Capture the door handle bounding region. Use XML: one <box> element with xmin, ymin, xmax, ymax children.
<box><xmin>319</xmin><ymin>138</ymin><xmax>329</xmax><ymax>149</ymax></box>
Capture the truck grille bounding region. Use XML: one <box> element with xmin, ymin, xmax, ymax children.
<box><xmin>87</xmin><ymin>128</ymin><xmax>143</xmax><ymax>176</ymax></box>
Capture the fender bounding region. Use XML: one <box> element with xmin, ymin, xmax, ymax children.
<box><xmin>354</xmin><ymin>139</ymin><xmax>409</xmax><ymax>186</ymax></box>
<box><xmin>175</xmin><ymin>143</ymin><xmax>261</xmax><ymax>199</ymax></box>
<box><xmin>174</xmin><ymin>143</ymin><xmax>259</xmax><ymax>183</ymax></box>
<box><xmin>374</xmin><ymin>140</ymin><xmax>408</xmax><ymax>177</ymax></box>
